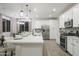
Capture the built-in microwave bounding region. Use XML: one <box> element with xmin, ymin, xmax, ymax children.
<box><xmin>64</xmin><ymin>19</ymin><xmax>73</xmax><ymax>28</ymax></box>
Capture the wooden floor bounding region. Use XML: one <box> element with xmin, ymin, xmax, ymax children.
<box><xmin>43</xmin><ymin>40</ymin><xmax>69</xmax><ymax>56</ymax></box>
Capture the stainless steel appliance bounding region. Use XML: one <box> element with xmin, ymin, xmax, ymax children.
<box><xmin>41</xmin><ymin>25</ymin><xmax>50</xmax><ymax>40</ymax></box>
<box><xmin>64</xmin><ymin>19</ymin><xmax>73</xmax><ymax>28</ymax></box>
<box><xmin>60</xmin><ymin>35</ymin><xmax>67</xmax><ymax>51</ymax></box>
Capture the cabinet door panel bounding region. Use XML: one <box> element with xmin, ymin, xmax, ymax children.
<box><xmin>73</xmin><ymin>45</ymin><xmax>78</xmax><ymax>56</ymax></box>
<box><xmin>73</xmin><ymin>9</ymin><xmax>79</xmax><ymax>27</ymax></box>
<box><xmin>67</xmin><ymin>37</ymin><xmax>79</xmax><ymax>56</ymax></box>
<box><xmin>73</xmin><ymin>39</ymin><xmax>79</xmax><ymax>56</ymax></box>
<box><xmin>67</xmin><ymin>37</ymin><xmax>73</xmax><ymax>55</ymax></box>
<box><xmin>73</xmin><ymin>4</ymin><xmax>79</xmax><ymax>27</ymax></box>
<box><xmin>76</xmin><ymin>43</ymin><xmax>79</xmax><ymax>56</ymax></box>
<box><xmin>59</xmin><ymin>15</ymin><xmax>65</xmax><ymax>28</ymax></box>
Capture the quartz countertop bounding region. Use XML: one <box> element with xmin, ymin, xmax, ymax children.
<box><xmin>4</xmin><ymin>34</ymin><xmax>43</xmax><ymax>44</ymax></box>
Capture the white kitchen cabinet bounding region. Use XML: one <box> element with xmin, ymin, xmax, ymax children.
<box><xmin>75</xmin><ymin>41</ymin><xmax>79</xmax><ymax>56</ymax></box>
<box><xmin>60</xmin><ymin>4</ymin><xmax>79</xmax><ymax>27</ymax></box>
<box><xmin>67</xmin><ymin>36</ymin><xmax>79</xmax><ymax>56</ymax></box>
<box><xmin>59</xmin><ymin>13</ymin><xmax>67</xmax><ymax>28</ymax></box>
<box><xmin>67</xmin><ymin>37</ymin><xmax>73</xmax><ymax>55</ymax></box>
<box><xmin>59</xmin><ymin>7</ymin><xmax>73</xmax><ymax>28</ymax></box>
<box><xmin>59</xmin><ymin>15</ymin><xmax>65</xmax><ymax>28</ymax></box>
<box><xmin>73</xmin><ymin>37</ymin><xmax>79</xmax><ymax>56</ymax></box>
<box><xmin>66</xmin><ymin>8</ymin><xmax>73</xmax><ymax>21</ymax></box>
<box><xmin>59</xmin><ymin>4</ymin><xmax>79</xmax><ymax>28</ymax></box>
<box><xmin>73</xmin><ymin>4</ymin><xmax>79</xmax><ymax>27</ymax></box>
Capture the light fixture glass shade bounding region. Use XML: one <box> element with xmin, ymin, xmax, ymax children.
<box><xmin>17</xmin><ymin>21</ymin><xmax>25</xmax><ymax>24</ymax></box>
<box><xmin>19</xmin><ymin>11</ymin><xmax>30</xmax><ymax>22</ymax></box>
<box><xmin>18</xmin><ymin>4</ymin><xmax>31</xmax><ymax>22</ymax></box>
<box><xmin>52</xmin><ymin>8</ymin><xmax>56</xmax><ymax>12</ymax></box>
<box><xmin>20</xmin><ymin>11</ymin><xmax>24</xmax><ymax>17</ymax></box>
<box><xmin>49</xmin><ymin>15</ymin><xmax>52</xmax><ymax>17</ymax></box>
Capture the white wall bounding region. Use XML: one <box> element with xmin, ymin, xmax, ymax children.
<box><xmin>32</xmin><ymin>19</ymin><xmax>59</xmax><ymax>40</ymax></box>
<box><xmin>11</xmin><ymin>18</ymin><xmax>17</xmax><ymax>34</ymax></box>
<box><xmin>31</xmin><ymin>20</ymin><xmax>41</xmax><ymax>29</ymax></box>
<box><xmin>49</xmin><ymin>20</ymin><xmax>59</xmax><ymax>40</ymax></box>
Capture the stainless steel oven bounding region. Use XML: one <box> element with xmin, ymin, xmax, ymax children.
<box><xmin>60</xmin><ymin>36</ymin><xmax>67</xmax><ymax>51</ymax></box>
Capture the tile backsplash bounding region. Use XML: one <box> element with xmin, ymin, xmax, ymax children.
<box><xmin>60</xmin><ymin>27</ymin><xmax>79</xmax><ymax>34</ymax></box>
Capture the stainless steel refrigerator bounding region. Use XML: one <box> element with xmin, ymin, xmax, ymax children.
<box><xmin>41</xmin><ymin>25</ymin><xmax>50</xmax><ymax>40</ymax></box>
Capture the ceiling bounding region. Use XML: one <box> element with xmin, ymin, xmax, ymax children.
<box><xmin>0</xmin><ymin>3</ymin><xmax>76</xmax><ymax>19</ymax></box>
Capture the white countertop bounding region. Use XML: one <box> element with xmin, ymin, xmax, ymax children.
<box><xmin>66</xmin><ymin>36</ymin><xmax>79</xmax><ymax>38</ymax></box>
<box><xmin>4</xmin><ymin>34</ymin><xmax>43</xmax><ymax>44</ymax></box>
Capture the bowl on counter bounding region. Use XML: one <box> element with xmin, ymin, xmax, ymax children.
<box><xmin>21</xmin><ymin>32</ymin><xmax>31</xmax><ymax>37</ymax></box>
<box><xmin>15</xmin><ymin>35</ymin><xmax>23</xmax><ymax>40</ymax></box>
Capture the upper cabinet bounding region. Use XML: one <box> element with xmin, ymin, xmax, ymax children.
<box><xmin>59</xmin><ymin>4</ymin><xmax>79</xmax><ymax>28</ymax></box>
<box><xmin>73</xmin><ymin>4</ymin><xmax>79</xmax><ymax>27</ymax></box>
<box><xmin>59</xmin><ymin>14</ymin><xmax>65</xmax><ymax>28</ymax></box>
<box><xmin>59</xmin><ymin>7</ymin><xmax>73</xmax><ymax>28</ymax></box>
<box><xmin>65</xmin><ymin>8</ymin><xmax>73</xmax><ymax>21</ymax></box>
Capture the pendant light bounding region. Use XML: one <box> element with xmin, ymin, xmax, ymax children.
<box><xmin>18</xmin><ymin>4</ymin><xmax>30</xmax><ymax>22</ymax></box>
<box><xmin>25</xmin><ymin>4</ymin><xmax>30</xmax><ymax>21</ymax></box>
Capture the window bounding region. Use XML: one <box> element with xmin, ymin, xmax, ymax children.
<box><xmin>2</xmin><ymin>19</ymin><xmax>11</xmax><ymax>32</ymax></box>
<box><xmin>25</xmin><ymin>22</ymin><xmax>29</xmax><ymax>31</ymax></box>
<box><xmin>2</xmin><ymin>19</ymin><xmax>5</xmax><ymax>32</ymax></box>
<box><xmin>19</xmin><ymin>22</ymin><xmax>29</xmax><ymax>32</ymax></box>
<box><xmin>20</xmin><ymin>24</ymin><xmax>24</xmax><ymax>32</ymax></box>
<box><xmin>7</xmin><ymin>20</ymin><xmax>10</xmax><ymax>32</ymax></box>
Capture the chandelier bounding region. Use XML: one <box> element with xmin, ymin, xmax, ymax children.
<box><xmin>19</xmin><ymin>4</ymin><xmax>30</xmax><ymax>22</ymax></box>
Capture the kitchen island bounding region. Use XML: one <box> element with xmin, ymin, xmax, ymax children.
<box><xmin>4</xmin><ymin>34</ymin><xmax>43</xmax><ymax>56</ymax></box>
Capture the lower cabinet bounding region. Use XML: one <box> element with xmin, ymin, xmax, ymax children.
<box><xmin>73</xmin><ymin>37</ymin><xmax>79</xmax><ymax>56</ymax></box>
<box><xmin>67</xmin><ymin>37</ymin><xmax>73</xmax><ymax>55</ymax></box>
<box><xmin>67</xmin><ymin>36</ymin><xmax>79</xmax><ymax>56</ymax></box>
<box><xmin>76</xmin><ymin>44</ymin><xmax>79</xmax><ymax>56</ymax></box>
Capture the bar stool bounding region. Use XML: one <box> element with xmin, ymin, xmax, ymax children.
<box><xmin>0</xmin><ymin>36</ymin><xmax>15</xmax><ymax>56</ymax></box>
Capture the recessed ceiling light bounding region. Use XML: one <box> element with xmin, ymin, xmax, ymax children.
<box><xmin>52</xmin><ymin>8</ymin><xmax>56</xmax><ymax>12</ymax></box>
<box><xmin>34</xmin><ymin>8</ymin><xmax>37</xmax><ymax>12</ymax></box>
<box><xmin>36</xmin><ymin>15</ymin><xmax>39</xmax><ymax>17</ymax></box>
<box><xmin>49</xmin><ymin>15</ymin><xmax>52</xmax><ymax>17</ymax></box>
